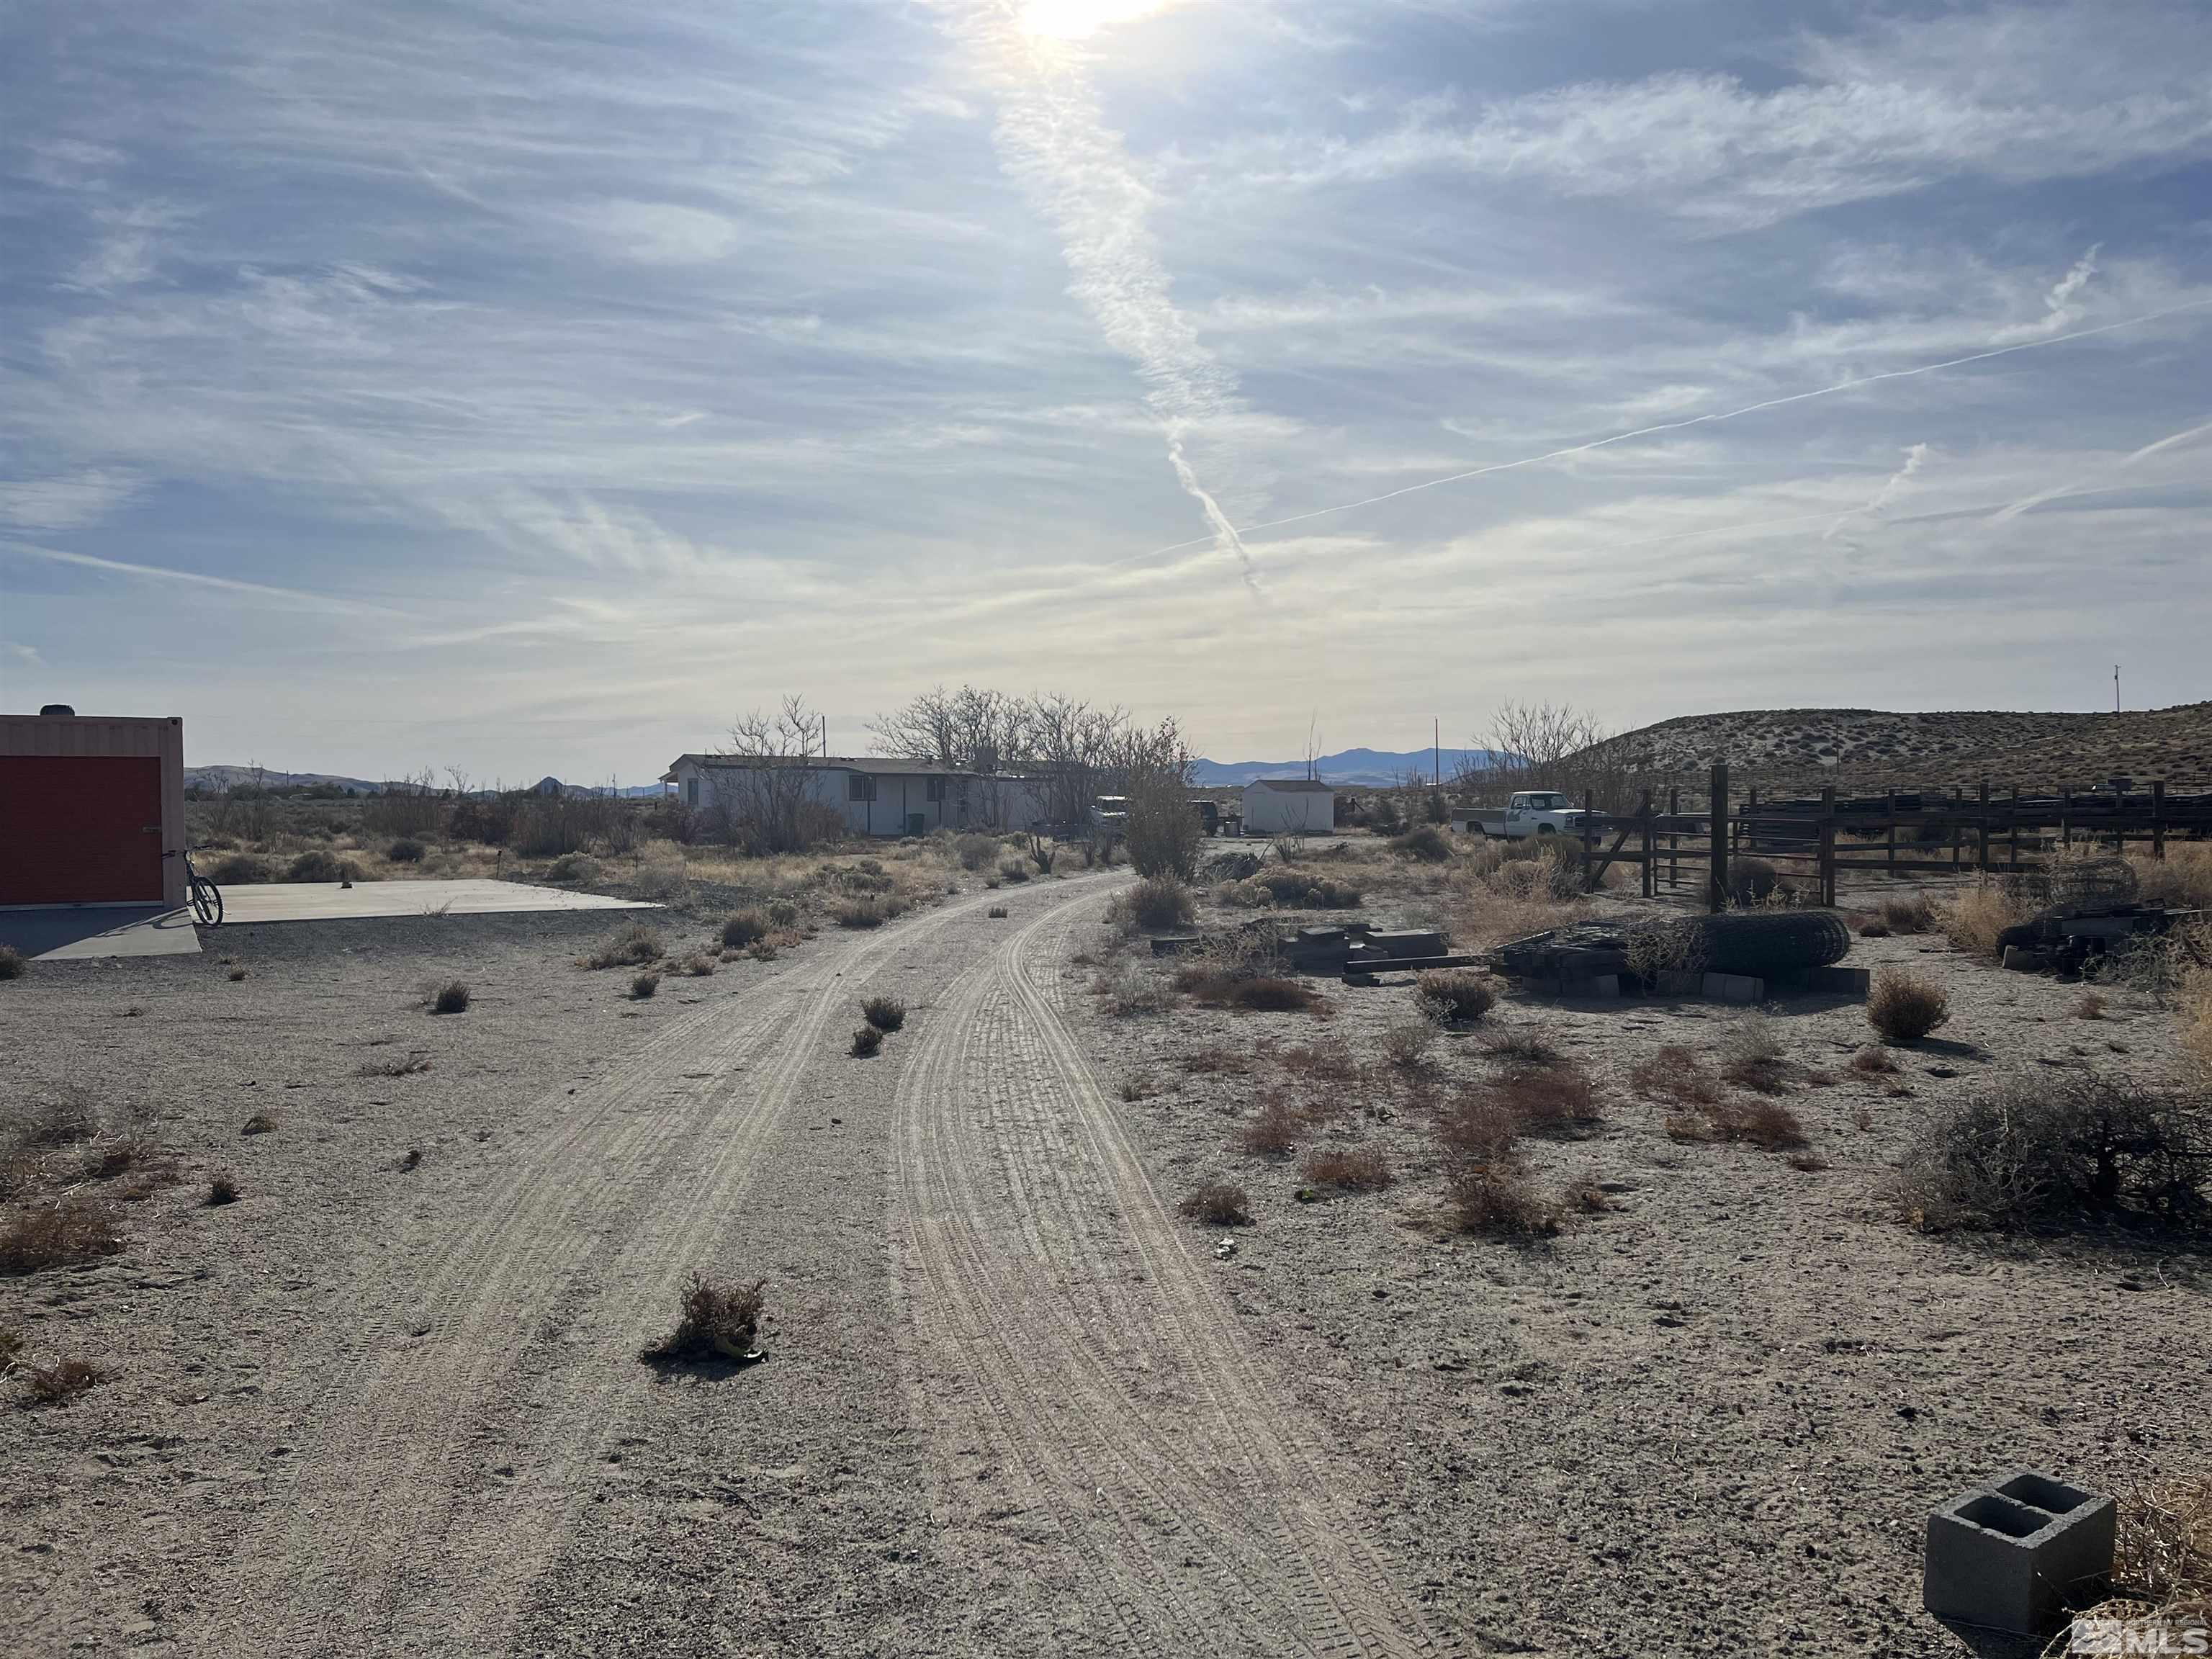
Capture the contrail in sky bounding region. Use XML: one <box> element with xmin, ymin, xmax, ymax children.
<box><xmin>963</xmin><ymin>3</ymin><xmax>1261</xmax><ymax>590</ymax></box>
<box><xmin>1824</xmin><ymin>441</ymin><xmax>1928</xmax><ymax>541</ymax></box>
<box><xmin>1120</xmin><ymin>294</ymin><xmax>2212</xmax><ymax>565</ymax></box>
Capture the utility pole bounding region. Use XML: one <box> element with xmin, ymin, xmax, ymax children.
<box><xmin>1433</xmin><ymin>718</ymin><xmax>1440</xmax><ymax>787</ymax></box>
<box><xmin>2114</xmin><ymin>665</ymin><xmax>2121</xmax><ymax>714</ymax></box>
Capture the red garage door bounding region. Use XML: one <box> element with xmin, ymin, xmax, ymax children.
<box><xmin>0</xmin><ymin>755</ymin><xmax>166</xmax><ymax>904</ymax></box>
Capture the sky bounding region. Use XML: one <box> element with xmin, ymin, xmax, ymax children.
<box><xmin>3</xmin><ymin>0</ymin><xmax>2210</xmax><ymax>783</ymax></box>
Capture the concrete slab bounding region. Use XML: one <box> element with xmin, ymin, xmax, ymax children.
<box><xmin>0</xmin><ymin>904</ymin><xmax>204</xmax><ymax>962</ymax></box>
<box><xmin>217</xmin><ymin>879</ymin><xmax>656</xmax><ymax>925</ymax></box>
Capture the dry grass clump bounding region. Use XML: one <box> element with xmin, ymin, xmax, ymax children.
<box><xmin>1238</xmin><ymin>1098</ymin><xmax>1303</xmax><ymax>1157</ymax></box>
<box><xmin>1629</xmin><ymin>1044</ymin><xmax>1723</xmax><ymax>1107</ymax></box>
<box><xmin>241</xmin><ymin>1111</ymin><xmax>279</xmax><ymax>1135</ymax></box>
<box><xmin>1434</xmin><ymin>1094</ymin><xmax>1561</xmax><ymax>1237</ymax></box>
<box><xmin>1175</xmin><ymin>964</ymin><xmax>1320</xmax><ymax>1014</ymax></box>
<box><xmin>986</xmin><ymin>904</ymin><xmax>1009</xmax><ymax>920</ymax></box>
<box><xmin>0</xmin><ymin>1197</ymin><xmax>125</xmax><ymax>1274</ymax></box>
<box><xmin>1094</xmin><ymin>961</ymin><xmax>1176</xmax><ymax>1017</ymax></box>
<box><xmin>1943</xmin><ymin>883</ymin><xmax>2028</xmax><ymax>958</ymax></box>
<box><xmin>2131</xmin><ymin>844</ymin><xmax>2212</xmax><ymax>913</ymax></box>
<box><xmin>1848</xmin><ymin>1046</ymin><xmax>1899</xmax><ymax>1075</ymax></box>
<box><xmin>285</xmin><ymin>848</ymin><xmax>358</xmax><ymax>884</ymax></box>
<box><xmin>720</xmin><ymin>909</ymin><xmax>769</xmax><ymax>948</ymax></box>
<box><xmin>1416</xmin><ymin>968</ymin><xmax>1495</xmax><ymax>1026</ymax></box>
<box><xmin>1898</xmin><ymin>1074</ymin><xmax>2206</xmax><ymax>1231</ymax></box>
<box><xmin>629</xmin><ymin>970</ymin><xmax>661</xmax><ymax>1000</ymax></box>
<box><xmin>1276</xmin><ymin>1035</ymin><xmax>1359</xmax><ymax>1087</ymax></box>
<box><xmin>639</xmin><ymin>1272</ymin><xmax>765</xmax><ymax>1364</ymax></box>
<box><xmin>850</xmin><ymin>1023</ymin><xmax>884</xmax><ymax>1057</ymax></box>
<box><xmin>12</xmin><ymin>1354</ymin><xmax>114</xmax><ymax>1408</ymax></box>
<box><xmin>359</xmin><ymin>1051</ymin><xmax>431</xmax><ymax>1077</ymax></box>
<box><xmin>1388</xmin><ymin>824</ymin><xmax>1452</xmax><ymax>863</ymax></box>
<box><xmin>955</xmin><ymin>833</ymin><xmax>999</xmax><ymax>872</ymax></box>
<box><xmin>1667</xmin><ymin>1097</ymin><xmax>1809</xmax><ymax>1152</ymax></box>
<box><xmin>1727</xmin><ymin>857</ymin><xmax>1781</xmax><ymax>907</ymax></box>
<box><xmin>1719</xmin><ymin>1015</ymin><xmax>1792</xmax><ymax>1094</ymax></box>
<box><xmin>1380</xmin><ymin>1020</ymin><xmax>1435</xmax><ymax>1072</ymax></box>
<box><xmin>428</xmin><ymin>979</ymin><xmax>471</xmax><ymax>1015</ymax></box>
<box><xmin>2113</xmin><ymin>1473</ymin><xmax>2212</xmax><ymax>1604</ymax></box>
<box><xmin>1878</xmin><ymin>894</ymin><xmax>1940</xmax><ymax>934</ymax></box>
<box><xmin>1868</xmin><ymin>968</ymin><xmax>1951</xmax><ymax>1043</ymax></box>
<box><xmin>1177</xmin><ymin>1181</ymin><xmax>1251</xmax><ymax>1226</ymax></box>
<box><xmin>583</xmin><ymin>921</ymin><xmax>664</xmax><ymax>969</ymax></box>
<box><xmin>861</xmin><ymin>995</ymin><xmax>906</xmax><ymax>1032</ymax></box>
<box><xmin>544</xmin><ymin>853</ymin><xmax>600</xmax><ymax>884</ymax></box>
<box><xmin>1123</xmin><ymin>876</ymin><xmax>1195</xmax><ymax>932</ymax></box>
<box><xmin>836</xmin><ymin>899</ymin><xmax>887</xmax><ymax>929</ymax></box>
<box><xmin>204</xmin><ymin>1172</ymin><xmax>241</xmax><ymax>1206</ymax></box>
<box><xmin>1478</xmin><ymin>1027</ymin><xmax>1564</xmax><ymax>1068</ymax></box>
<box><xmin>631</xmin><ymin>860</ymin><xmax>691</xmax><ymax>904</ymax></box>
<box><xmin>1491</xmin><ymin>1063</ymin><xmax>1603</xmax><ymax>1138</ymax></box>
<box><xmin>676</xmin><ymin>953</ymin><xmax>715</xmax><ymax>977</ymax></box>
<box><xmin>1300</xmin><ymin>1143</ymin><xmax>1393</xmax><ymax>1191</ymax></box>
<box><xmin>1223</xmin><ymin>869</ymin><xmax>1362</xmax><ymax>909</ymax></box>
<box><xmin>0</xmin><ymin>945</ymin><xmax>23</xmax><ymax>981</ymax></box>
<box><xmin>996</xmin><ymin>859</ymin><xmax>1030</xmax><ymax>885</ymax></box>
<box><xmin>2075</xmin><ymin>989</ymin><xmax>2109</xmax><ymax>1020</ymax></box>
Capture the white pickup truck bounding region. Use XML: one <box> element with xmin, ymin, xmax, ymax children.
<box><xmin>1455</xmin><ymin>791</ymin><xmax>1589</xmax><ymax>840</ymax></box>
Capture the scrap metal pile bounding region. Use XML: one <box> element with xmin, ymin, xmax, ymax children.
<box><xmin>1492</xmin><ymin>909</ymin><xmax>1853</xmax><ymax>987</ymax></box>
<box><xmin>1991</xmin><ymin>856</ymin><xmax>2203</xmax><ymax>973</ymax></box>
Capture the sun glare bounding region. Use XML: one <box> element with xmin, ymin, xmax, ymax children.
<box><xmin>1019</xmin><ymin>0</ymin><xmax>1179</xmax><ymax>42</ymax></box>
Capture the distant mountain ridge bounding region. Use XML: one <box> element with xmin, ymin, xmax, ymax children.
<box><xmin>184</xmin><ymin>766</ymin><xmax>663</xmax><ymax>797</ymax></box>
<box><xmin>1192</xmin><ymin>747</ymin><xmax>1505</xmax><ymax>788</ymax></box>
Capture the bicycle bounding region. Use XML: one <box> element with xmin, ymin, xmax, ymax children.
<box><xmin>168</xmin><ymin>848</ymin><xmax>223</xmax><ymax>927</ymax></box>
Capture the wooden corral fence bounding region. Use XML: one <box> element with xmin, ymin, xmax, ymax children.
<box><xmin>1569</xmin><ymin>764</ymin><xmax>2212</xmax><ymax>910</ymax></box>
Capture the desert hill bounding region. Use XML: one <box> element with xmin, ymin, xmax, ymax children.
<box><xmin>1607</xmin><ymin>703</ymin><xmax>2212</xmax><ymax>795</ymax></box>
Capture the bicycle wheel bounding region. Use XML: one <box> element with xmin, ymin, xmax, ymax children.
<box><xmin>191</xmin><ymin>877</ymin><xmax>222</xmax><ymax>928</ymax></box>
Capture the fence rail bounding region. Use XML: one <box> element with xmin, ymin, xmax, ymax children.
<box><xmin>1563</xmin><ymin>766</ymin><xmax>2210</xmax><ymax>909</ymax></box>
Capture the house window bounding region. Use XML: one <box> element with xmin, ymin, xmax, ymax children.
<box><xmin>685</xmin><ymin>778</ymin><xmax>698</xmax><ymax>806</ymax></box>
<box><xmin>925</xmin><ymin>777</ymin><xmax>946</xmax><ymax>804</ymax></box>
<box><xmin>848</xmin><ymin>774</ymin><xmax>876</xmax><ymax>802</ymax></box>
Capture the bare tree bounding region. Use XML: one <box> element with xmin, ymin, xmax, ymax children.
<box><xmin>1457</xmin><ymin>701</ymin><xmax>1642</xmax><ymax>813</ymax></box>
<box><xmin>1122</xmin><ymin>717</ymin><xmax>1200</xmax><ymax>879</ymax></box>
<box><xmin>710</xmin><ymin>695</ymin><xmax>839</xmax><ymax>853</ymax></box>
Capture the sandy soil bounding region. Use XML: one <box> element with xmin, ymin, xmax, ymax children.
<box><xmin>6</xmin><ymin>855</ymin><xmax>2203</xmax><ymax>1658</ymax></box>
<box><xmin>1061</xmin><ymin>878</ymin><xmax>2211</xmax><ymax>1657</ymax></box>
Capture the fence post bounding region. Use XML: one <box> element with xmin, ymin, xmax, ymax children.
<box><xmin>1709</xmin><ymin>761</ymin><xmax>1730</xmax><ymax>912</ymax></box>
<box><xmin>1886</xmin><ymin>790</ymin><xmax>1897</xmax><ymax>880</ymax></box>
<box><xmin>2062</xmin><ymin>786</ymin><xmax>2072</xmax><ymax>848</ymax></box>
<box><xmin>1668</xmin><ymin>787</ymin><xmax>1679</xmax><ymax>890</ymax></box>
<box><xmin>2010</xmin><ymin>786</ymin><xmax>2020</xmax><ymax>871</ymax></box>
<box><xmin>2153</xmin><ymin>780</ymin><xmax>2166</xmax><ymax>860</ymax></box>
<box><xmin>1581</xmin><ymin>789</ymin><xmax>1595</xmax><ymax>889</ymax></box>
<box><xmin>1977</xmin><ymin>779</ymin><xmax>1990</xmax><ymax>873</ymax></box>
<box><xmin>1819</xmin><ymin>786</ymin><xmax>1836</xmax><ymax>908</ymax></box>
<box><xmin>1639</xmin><ymin>788</ymin><xmax>1654</xmax><ymax>898</ymax></box>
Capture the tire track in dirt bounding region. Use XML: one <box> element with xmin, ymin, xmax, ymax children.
<box><xmin>194</xmin><ymin>881</ymin><xmax>1053</xmax><ymax>1657</ymax></box>
<box><xmin>891</xmin><ymin>891</ymin><xmax>1452</xmax><ymax>1658</ymax></box>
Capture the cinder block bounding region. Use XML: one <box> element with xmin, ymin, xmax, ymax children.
<box><xmin>1804</xmin><ymin>965</ymin><xmax>1871</xmax><ymax>997</ymax></box>
<box><xmin>1361</xmin><ymin>929</ymin><xmax>1447</xmax><ymax>961</ymax></box>
<box><xmin>1924</xmin><ymin>1470</ymin><xmax>2116</xmax><ymax>1636</ymax></box>
<box><xmin>1560</xmin><ymin>974</ymin><xmax>1619</xmax><ymax>998</ymax></box>
<box><xmin>1701</xmin><ymin>972</ymin><xmax>1764</xmax><ymax>1002</ymax></box>
<box><xmin>2001</xmin><ymin>945</ymin><xmax>2049</xmax><ymax>972</ymax></box>
<box><xmin>1654</xmin><ymin>970</ymin><xmax>1702</xmax><ymax>997</ymax></box>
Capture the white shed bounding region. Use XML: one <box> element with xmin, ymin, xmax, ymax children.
<box><xmin>1241</xmin><ymin>778</ymin><xmax>1335</xmax><ymax>836</ymax></box>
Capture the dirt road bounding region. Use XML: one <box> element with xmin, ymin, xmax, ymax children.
<box><xmin>106</xmin><ymin>874</ymin><xmax>1448</xmax><ymax>1656</ymax></box>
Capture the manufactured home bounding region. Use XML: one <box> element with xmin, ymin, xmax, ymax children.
<box><xmin>662</xmin><ymin>754</ymin><xmax>1046</xmax><ymax>838</ymax></box>
<box><xmin>1</xmin><ymin>709</ymin><xmax>189</xmax><ymax>907</ymax></box>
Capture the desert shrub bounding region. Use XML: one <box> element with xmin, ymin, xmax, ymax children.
<box><xmin>429</xmin><ymin>979</ymin><xmax>471</xmax><ymax>1015</ymax></box>
<box><xmin>1301</xmin><ymin>1144</ymin><xmax>1393</xmax><ymax>1191</ymax></box>
<box><xmin>210</xmin><ymin>853</ymin><xmax>269</xmax><ymax>885</ymax></box>
<box><xmin>1856</xmin><ymin>919</ymin><xmax>1892</xmax><ymax>938</ymax></box>
<box><xmin>955</xmin><ymin>833</ymin><xmax>997</xmax><ymax>871</ymax></box>
<box><xmin>850</xmin><ymin>1022</ymin><xmax>883</xmax><ymax>1056</ymax></box>
<box><xmin>766</xmin><ymin>899</ymin><xmax>800</xmax><ymax>927</ymax></box>
<box><xmin>862</xmin><ymin>995</ymin><xmax>906</xmax><ymax>1032</ymax></box>
<box><xmin>720</xmin><ymin>909</ymin><xmax>770</xmax><ymax>948</ymax></box>
<box><xmin>241</xmin><ymin>1110</ymin><xmax>279</xmax><ymax>1134</ymax></box>
<box><xmin>2113</xmin><ymin>1473</ymin><xmax>2212</xmax><ymax>1604</ymax></box>
<box><xmin>986</xmin><ymin>905</ymin><xmax>1009</xmax><ymax>920</ymax></box>
<box><xmin>1238</xmin><ymin>1098</ymin><xmax>1302</xmax><ymax>1157</ymax></box>
<box><xmin>631</xmin><ymin>860</ymin><xmax>690</xmax><ymax>903</ymax></box>
<box><xmin>1630</xmin><ymin>1044</ymin><xmax>1722</xmax><ymax>1106</ymax></box>
<box><xmin>1417</xmin><ymin>968</ymin><xmax>1495</xmax><ymax>1026</ymax></box>
<box><xmin>1719</xmin><ymin>1015</ymin><xmax>1791</xmax><ymax>1093</ymax></box>
<box><xmin>0</xmin><ymin>945</ymin><xmax>23</xmax><ymax>981</ymax></box>
<box><xmin>285</xmin><ymin>849</ymin><xmax>352</xmax><ymax>883</ymax></box>
<box><xmin>1177</xmin><ymin>971</ymin><xmax>1318</xmax><ymax>1014</ymax></box>
<box><xmin>585</xmin><ymin>922</ymin><xmax>664</xmax><ymax>968</ymax></box>
<box><xmin>1390</xmin><ymin>825</ymin><xmax>1452</xmax><ymax>863</ymax></box>
<box><xmin>204</xmin><ymin>1172</ymin><xmax>240</xmax><ymax>1206</ymax></box>
<box><xmin>1727</xmin><ymin>857</ymin><xmax>1780</xmax><ymax>906</ymax></box>
<box><xmin>228</xmin><ymin>965</ymin><xmax>248</xmax><ymax>982</ymax></box>
<box><xmin>639</xmin><ymin>1271</ymin><xmax>765</xmax><ymax>1363</ymax></box>
<box><xmin>359</xmin><ymin>1051</ymin><xmax>431</xmax><ymax>1077</ymax></box>
<box><xmin>629</xmin><ymin>970</ymin><xmax>661</xmax><ymax>999</ymax></box>
<box><xmin>544</xmin><ymin>853</ymin><xmax>600</xmax><ymax>884</ymax></box>
<box><xmin>386</xmin><ymin>837</ymin><xmax>426</xmax><ymax>863</ymax></box>
<box><xmin>14</xmin><ymin>1354</ymin><xmax>114</xmax><ymax>1408</ymax></box>
<box><xmin>1125</xmin><ymin>876</ymin><xmax>1195</xmax><ymax>932</ymax></box>
<box><xmin>1094</xmin><ymin>961</ymin><xmax>1175</xmax><ymax>1017</ymax></box>
<box><xmin>0</xmin><ymin>1198</ymin><xmax>124</xmax><ymax>1274</ymax></box>
<box><xmin>1382</xmin><ymin>1020</ymin><xmax>1435</xmax><ymax>1071</ymax></box>
<box><xmin>744</xmin><ymin>939</ymin><xmax>778</xmax><ymax>962</ymax></box>
<box><xmin>677</xmin><ymin>954</ymin><xmax>715</xmax><ymax>977</ymax></box>
<box><xmin>1250</xmin><ymin>868</ymin><xmax>1362</xmax><ymax>909</ymax></box>
<box><xmin>1848</xmin><ymin>1046</ymin><xmax>1899</xmax><ymax>1075</ymax></box>
<box><xmin>2131</xmin><ymin>845</ymin><xmax>2212</xmax><ymax>913</ymax></box>
<box><xmin>1691</xmin><ymin>1097</ymin><xmax>1807</xmax><ymax>1151</ymax></box>
<box><xmin>2076</xmin><ymin>989</ymin><xmax>2109</xmax><ymax>1020</ymax></box>
<box><xmin>837</xmin><ymin>899</ymin><xmax>886</xmax><ymax>930</ymax></box>
<box><xmin>1478</xmin><ymin>1027</ymin><xmax>1564</xmax><ymax>1068</ymax></box>
<box><xmin>1126</xmin><ymin>767</ymin><xmax>1202</xmax><ymax>881</ymax></box>
<box><xmin>1277</xmin><ymin>1034</ymin><xmax>1359</xmax><ymax>1086</ymax></box>
<box><xmin>1879</xmin><ymin>894</ymin><xmax>1939</xmax><ymax>934</ymax></box>
<box><xmin>1899</xmin><ymin>1074</ymin><xmax>2206</xmax><ymax>1231</ymax></box>
<box><xmin>1492</xmin><ymin>1064</ymin><xmax>1601</xmax><ymax>1138</ymax></box>
<box><xmin>997</xmin><ymin>859</ymin><xmax>1030</xmax><ymax>885</ymax></box>
<box><xmin>1447</xmin><ymin>1160</ymin><xmax>1563</xmax><ymax>1238</ymax></box>
<box><xmin>1943</xmin><ymin>883</ymin><xmax>2027</xmax><ymax>958</ymax></box>
<box><xmin>1868</xmin><ymin>968</ymin><xmax>1951</xmax><ymax>1043</ymax></box>
<box><xmin>1177</xmin><ymin>1181</ymin><xmax>1250</xmax><ymax>1226</ymax></box>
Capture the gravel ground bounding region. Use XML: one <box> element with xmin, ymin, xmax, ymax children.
<box><xmin>1064</xmin><ymin>892</ymin><xmax>2211</xmax><ymax>1658</ymax></box>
